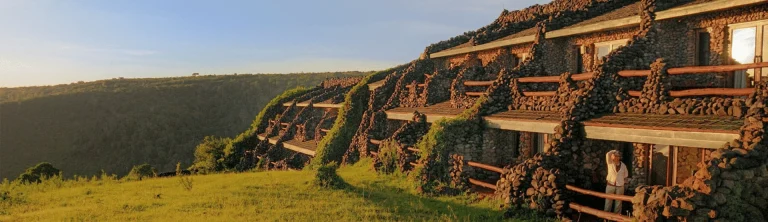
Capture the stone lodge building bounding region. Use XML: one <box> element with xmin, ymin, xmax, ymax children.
<box><xmin>243</xmin><ymin>0</ymin><xmax>768</xmax><ymax>221</ymax></box>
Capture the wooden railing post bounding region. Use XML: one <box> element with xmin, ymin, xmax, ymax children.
<box><xmin>755</xmin><ymin>57</ymin><xmax>763</xmax><ymax>83</ymax></box>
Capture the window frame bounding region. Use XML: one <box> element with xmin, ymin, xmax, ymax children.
<box><xmin>593</xmin><ymin>39</ymin><xmax>630</xmax><ymax>61</ymax></box>
<box><xmin>728</xmin><ymin>20</ymin><xmax>768</xmax><ymax>86</ymax></box>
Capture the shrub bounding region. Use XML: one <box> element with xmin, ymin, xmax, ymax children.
<box><xmin>190</xmin><ymin>136</ymin><xmax>230</xmax><ymax>173</ymax></box>
<box><xmin>312</xmin><ymin>162</ymin><xmax>347</xmax><ymax>189</ymax></box>
<box><xmin>125</xmin><ymin>164</ymin><xmax>157</xmax><ymax>181</ymax></box>
<box><xmin>176</xmin><ymin>162</ymin><xmax>193</xmax><ymax>191</ymax></box>
<box><xmin>16</xmin><ymin>162</ymin><xmax>60</xmax><ymax>184</ymax></box>
<box><xmin>374</xmin><ymin>140</ymin><xmax>401</xmax><ymax>174</ymax></box>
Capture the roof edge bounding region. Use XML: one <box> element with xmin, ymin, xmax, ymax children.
<box><xmin>430</xmin><ymin>0</ymin><xmax>765</xmax><ymax>59</ymax></box>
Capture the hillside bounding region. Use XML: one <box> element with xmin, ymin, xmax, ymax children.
<box><xmin>0</xmin><ymin>160</ymin><xmax>551</xmax><ymax>221</ymax></box>
<box><xmin>0</xmin><ymin>72</ymin><xmax>371</xmax><ymax>180</ymax></box>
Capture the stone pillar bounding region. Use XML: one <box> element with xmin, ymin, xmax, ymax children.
<box><xmin>519</xmin><ymin>132</ymin><xmax>534</xmax><ymax>160</ymax></box>
<box><xmin>675</xmin><ymin>146</ymin><xmax>700</xmax><ymax>185</ymax></box>
<box><xmin>629</xmin><ymin>143</ymin><xmax>650</xmax><ymax>190</ymax></box>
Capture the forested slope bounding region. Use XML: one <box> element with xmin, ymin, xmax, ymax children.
<box><xmin>0</xmin><ymin>72</ymin><xmax>371</xmax><ymax>179</ymax></box>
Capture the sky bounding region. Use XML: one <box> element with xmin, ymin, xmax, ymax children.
<box><xmin>0</xmin><ymin>0</ymin><xmax>550</xmax><ymax>87</ymax></box>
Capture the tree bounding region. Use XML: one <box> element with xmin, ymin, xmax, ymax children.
<box><xmin>17</xmin><ymin>162</ymin><xmax>60</xmax><ymax>183</ymax></box>
<box><xmin>190</xmin><ymin>136</ymin><xmax>229</xmax><ymax>173</ymax></box>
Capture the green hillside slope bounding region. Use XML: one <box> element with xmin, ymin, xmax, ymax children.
<box><xmin>0</xmin><ymin>159</ymin><xmax>550</xmax><ymax>221</ymax></box>
<box><xmin>0</xmin><ymin>72</ymin><xmax>370</xmax><ymax>180</ymax></box>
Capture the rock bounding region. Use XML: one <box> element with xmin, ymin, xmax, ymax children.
<box><xmin>714</xmin><ymin>192</ymin><xmax>727</xmax><ymax>205</ymax></box>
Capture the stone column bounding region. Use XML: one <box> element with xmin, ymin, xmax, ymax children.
<box><xmin>629</xmin><ymin>143</ymin><xmax>650</xmax><ymax>190</ymax></box>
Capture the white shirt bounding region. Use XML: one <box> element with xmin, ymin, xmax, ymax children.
<box><xmin>605</xmin><ymin>151</ymin><xmax>629</xmax><ymax>186</ymax></box>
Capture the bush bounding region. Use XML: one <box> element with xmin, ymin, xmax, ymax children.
<box><xmin>312</xmin><ymin>162</ymin><xmax>347</xmax><ymax>189</ymax></box>
<box><xmin>125</xmin><ymin>164</ymin><xmax>157</xmax><ymax>181</ymax></box>
<box><xmin>190</xmin><ymin>136</ymin><xmax>230</xmax><ymax>173</ymax></box>
<box><xmin>177</xmin><ymin>162</ymin><xmax>193</xmax><ymax>191</ymax></box>
<box><xmin>16</xmin><ymin>162</ymin><xmax>60</xmax><ymax>184</ymax></box>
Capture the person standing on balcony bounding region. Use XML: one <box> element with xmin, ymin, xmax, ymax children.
<box><xmin>604</xmin><ymin>149</ymin><xmax>629</xmax><ymax>214</ymax></box>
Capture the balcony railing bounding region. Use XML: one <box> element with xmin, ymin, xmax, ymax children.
<box><xmin>624</xmin><ymin>62</ymin><xmax>768</xmax><ymax>98</ymax></box>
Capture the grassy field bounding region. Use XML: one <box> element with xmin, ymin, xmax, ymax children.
<box><xmin>0</xmin><ymin>159</ymin><xmax>552</xmax><ymax>221</ymax></box>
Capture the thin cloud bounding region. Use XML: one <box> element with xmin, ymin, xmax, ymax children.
<box><xmin>58</xmin><ymin>44</ymin><xmax>158</xmax><ymax>56</ymax></box>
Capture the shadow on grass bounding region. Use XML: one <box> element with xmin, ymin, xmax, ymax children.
<box><xmin>340</xmin><ymin>179</ymin><xmax>551</xmax><ymax>222</ymax></box>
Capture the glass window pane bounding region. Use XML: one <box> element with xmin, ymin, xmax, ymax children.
<box><xmin>597</xmin><ymin>45</ymin><xmax>611</xmax><ymax>59</ymax></box>
<box><xmin>731</xmin><ymin>27</ymin><xmax>756</xmax><ymax>64</ymax></box>
<box><xmin>651</xmin><ymin>145</ymin><xmax>670</xmax><ymax>186</ymax></box>
<box><xmin>698</xmin><ymin>32</ymin><xmax>711</xmax><ymax>66</ymax></box>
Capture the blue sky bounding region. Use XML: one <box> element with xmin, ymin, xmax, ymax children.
<box><xmin>0</xmin><ymin>0</ymin><xmax>549</xmax><ymax>87</ymax></box>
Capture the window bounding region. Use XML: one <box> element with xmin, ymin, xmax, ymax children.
<box><xmin>729</xmin><ymin>20</ymin><xmax>768</xmax><ymax>88</ymax></box>
<box><xmin>576</xmin><ymin>45</ymin><xmax>585</xmax><ymax>73</ymax></box>
<box><xmin>510</xmin><ymin>53</ymin><xmax>529</xmax><ymax>68</ymax></box>
<box><xmin>534</xmin><ymin>133</ymin><xmax>550</xmax><ymax>154</ymax></box>
<box><xmin>594</xmin><ymin>39</ymin><xmax>629</xmax><ymax>60</ymax></box>
<box><xmin>696</xmin><ymin>30</ymin><xmax>711</xmax><ymax>66</ymax></box>
<box><xmin>650</xmin><ymin>144</ymin><xmax>672</xmax><ymax>186</ymax></box>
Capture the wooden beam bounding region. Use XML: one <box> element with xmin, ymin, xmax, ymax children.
<box><xmin>405</xmin><ymin>83</ymin><xmax>426</xmax><ymax>88</ymax></box>
<box><xmin>668</xmin><ymin>62</ymin><xmax>768</xmax><ymax>75</ymax></box>
<box><xmin>369</xmin><ymin>139</ymin><xmax>383</xmax><ymax>145</ymax></box>
<box><xmin>618</xmin><ymin>70</ymin><xmax>651</xmax><ymax>77</ymax></box>
<box><xmin>430</xmin><ymin>35</ymin><xmax>536</xmax><ymax>58</ymax></box>
<box><xmin>464</xmin><ymin>80</ymin><xmax>494</xmax><ymax>87</ymax></box>
<box><xmin>655</xmin><ymin>0</ymin><xmax>766</xmax><ymax>21</ymax></box>
<box><xmin>582</xmin><ymin>125</ymin><xmax>738</xmax><ymax>149</ymax></box>
<box><xmin>522</xmin><ymin>91</ymin><xmax>556</xmax><ymax>97</ymax></box>
<box><xmin>518</xmin><ymin>76</ymin><xmax>561</xmax><ymax>83</ymax></box>
<box><xmin>669</xmin><ymin>88</ymin><xmax>753</xmax><ymax>97</ymax></box>
<box><xmin>569</xmin><ymin>203</ymin><xmax>632</xmax><ymax>222</ymax></box>
<box><xmin>620</xmin><ymin>62</ymin><xmax>768</xmax><ymax>77</ymax></box>
<box><xmin>256</xmin><ymin>134</ymin><xmax>317</xmax><ymax>156</ymax></box>
<box><xmin>320</xmin><ymin>128</ymin><xmax>330</xmax><ymax>133</ymax></box>
<box><xmin>368</xmin><ymin>80</ymin><xmax>385</xmax><ymax>91</ymax></box>
<box><xmin>627</xmin><ymin>91</ymin><xmax>641</xmax><ymax>97</ymax></box>
<box><xmin>565</xmin><ymin>185</ymin><xmax>633</xmax><ymax>202</ymax></box>
<box><xmin>406</xmin><ymin>147</ymin><xmax>421</xmax><ymax>153</ymax></box>
<box><xmin>468</xmin><ymin>178</ymin><xmax>497</xmax><ymax>190</ymax></box>
<box><xmin>466</xmin><ymin>161</ymin><xmax>504</xmax><ymax>174</ymax></box>
<box><xmin>571</xmin><ymin>72</ymin><xmax>595</xmax><ymax>81</ymax></box>
<box><xmin>465</xmin><ymin>91</ymin><xmax>486</xmax><ymax>96</ymax></box>
<box><xmin>547</xmin><ymin>16</ymin><xmax>642</xmax><ymax>39</ymax></box>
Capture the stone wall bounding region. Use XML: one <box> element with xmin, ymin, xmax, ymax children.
<box><xmin>654</xmin><ymin>3</ymin><xmax>768</xmax><ymax>88</ymax></box>
<box><xmin>542</xmin><ymin>27</ymin><xmax>638</xmax><ymax>76</ymax></box>
<box><xmin>446</xmin><ymin>53</ymin><xmax>478</xmax><ymax>69</ymax></box>
<box><xmin>616</xmin><ymin>58</ymin><xmax>750</xmax><ymax>118</ymax></box>
<box><xmin>344</xmin><ymin>63</ymin><xmax>411</xmax><ymax>164</ymax></box>
<box><xmin>629</xmin><ymin>143</ymin><xmax>650</xmax><ymax>190</ymax></box>
<box><xmin>675</xmin><ymin>146</ymin><xmax>700</xmax><ymax>185</ymax></box>
<box><xmin>484</xmin><ymin>129</ymin><xmax>519</xmax><ymax>165</ymax></box>
<box><xmin>450</xmin><ymin>66</ymin><xmax>486</xmax><ymax>109</ymax></box>
<box><xmin>373</xmin><ymin>112</ymin><xmax>428</xmax><ymax>173</ymax></box>
<box><xmin>518</xmin><ymin>132</ymin><xmax>535</xmax><ymax>161</ymax></box>
<box><xmin>632</xmin><ymin>81</ymin><xmax>768</xmax><ymax>221</ymax></box>
<box><xmin>390</xmin><ymin>60</ymin><xmax>435</xmax><ymax>108</ymax></box>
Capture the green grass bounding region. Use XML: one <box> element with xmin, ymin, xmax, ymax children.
<box><xmin>0</xmin><ymin>159</ymin><xmax>552</xmax><ymax>221</ymax></box>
